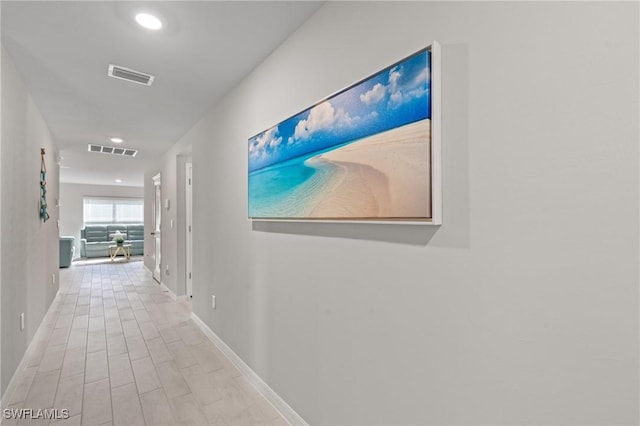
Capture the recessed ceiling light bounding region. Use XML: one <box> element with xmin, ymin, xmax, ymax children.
<box><xmin>135</xmin><ymin>13</ymin><xmax>162</xmax><ymax>30</ymax></box>
<box><xmin>115</xmin><ymin>179</ymin><xmax>123</xmax><ymax>183</ymax></box>
<box><xmin>110</xmin><ymin>137</ymin><xmax>124</xmax><ymax>143</ymax></box>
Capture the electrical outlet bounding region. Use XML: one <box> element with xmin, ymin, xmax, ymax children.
<box><xmin>20</xmin><ymin>313</ymin><xmax>25</xmax><ymax>331</ymax></box>
<box><xmin>52</xmin><ymin>273</ymin><xmax>56</xmax><ymax>285</ymax></box>
<box><xmin>211</xmin><ymin>295</ymin><xmax>216</xmax><ymax>309</ymax></box>
<box><xmin>165</xmin><ymin>264</ymin><xmax>170</xmax><ymax>276</ymax></box>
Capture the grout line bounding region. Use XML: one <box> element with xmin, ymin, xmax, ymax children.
<box><xmin>23</xmin><ymin>278</ymin><xmax>68</xmax><ymax>419</ymax></box>
<box><xmin>78</xmin><ymin>266</ymin><xmax>89</xmax><ymax>425</ymax></box>
<box><xmin>6</xmin><ymin>261</ymin><xmax>262</xmax><ymax>426</ymax></box>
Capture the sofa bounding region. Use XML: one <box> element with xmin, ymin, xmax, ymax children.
<box><xmin>59</xmin><ymin>236</ymin><xmax>75</xmax><ymax>267</ymax></box>
<box><xmin>80</xmin><ymin>224</ymin><xmax>144</xmax><ymax>258</ymax></box>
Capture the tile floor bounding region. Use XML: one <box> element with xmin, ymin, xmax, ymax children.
<box><xmin>2</xmin><ymin>261</ymin><xmax>286</xmax><ymax>426</ymax></box>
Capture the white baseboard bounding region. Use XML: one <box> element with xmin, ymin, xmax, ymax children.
<box><xmin>190</xmin><ymin>313</ymin><xmax>307</xmax><ymax>426</ymax></box>
<box><xmin>1</xmin><ymin>292</ymin><xmax>62</xmax><ymax>410</ymax></box>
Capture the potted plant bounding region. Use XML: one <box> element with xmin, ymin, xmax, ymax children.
<box><xmin>112</xmin><ymin>231</ymin><xmax>125</xmax><ymax>246</ymax></box>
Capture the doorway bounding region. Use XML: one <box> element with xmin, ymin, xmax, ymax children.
<box><xmin>185</xmin><ymin>163</ymin><xmax>193</xmax><ymax>298</ymax></box>
<box><xmin>152</xmin><ymin>173</ymin><xmax>162</xmax><ymax>283</ymax></box>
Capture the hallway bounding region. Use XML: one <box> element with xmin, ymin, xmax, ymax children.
<box><xmin>2</xmin><ymin>261</ymin><xmax>285</xmax><ymax>425</ymax></box>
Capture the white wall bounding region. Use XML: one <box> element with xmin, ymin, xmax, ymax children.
<box><xmin>0</xmin><ymin>45</ymin><xmax>60</xmax><ymax>395</ymax></box>
<box><xmin>0</xmin><ymin>3</ymin><xmax>4</xmax><ymax>396</ymax></box>
<box><xmin>59</xmin><ymin>182</ymin><xmax>143</xmax><ymax>257</ymax></box>
<box><xmin>0</xmin><ymin>2</ymin><xmax>4</xmax><ymax>395</ymax></box>
<box><xmin>152</xmin><ymin>2</ymin><xmax>639</xmax><ymax>424</ymax></box>
<box><xmin>143</xmin><ymin>132</ymin><xmax>191</xmax><ymax>294</ymax></box>
<box><xmin>175</xmin><ymin>154</ymin><xmax>192</xmax><ymax>296</ymax></box>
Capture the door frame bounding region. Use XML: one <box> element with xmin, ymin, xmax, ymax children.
<box><xmin>185</xmin><ymin>163</ymin><xmax>193</xmax><ymax>298</ymax></box>
<box><xmin>152</xmin><ymin>173</ymin><xmax>162</xmax><ymax>283</ymax></box>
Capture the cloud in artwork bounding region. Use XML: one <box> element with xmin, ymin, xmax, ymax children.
<box><xmin>389</xmin><ymin>91</ymin><xmax>403</xmax><ymax>105</ymax></box>
<box><xmin>356</xmin><ymin>62</ymin><xmax>431</xmax><ymax>111</ymax></box>
<box><xmin>387</xmin><ymin>63</ymin><xmax>429</xmax><ymax>108</ymax></box>
<box><xmin>249</xmin><ymin>126</ymin><xmax>282</xmax><ymax>159</ymax></box>
<box><xmin>413</xmin><ymin>67</ymin><xmax>430</xmax><ymax>86</ymax></box>
<box><xmin>292</xmin><ymin>101</ymin><xmax>355</xmax><ymax>141</ymax></box>
<box><xmin>388</xmin><ymin>67</ymin><xmax>402</xmax><ymax>92</ymax></box>
<box><xmin>359</xmin><ymin>83</ymin><xmax>386</xmax><ymax>105</ymax></box>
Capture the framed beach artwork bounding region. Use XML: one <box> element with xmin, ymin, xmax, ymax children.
<box><xmin>248</xmin><ymin>42</ymin><xmax>441</xmax><ymax>224</ymax></box>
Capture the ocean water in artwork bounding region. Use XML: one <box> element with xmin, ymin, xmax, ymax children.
<box><xmin>248</xmin><ymin>48</ymin><xmax>432</xmax><ymax>219</ymax></box>
<box><xmin>248</xmin><ymin>147</ymin><xmax>342</xmax><ymax>217</ymax></box>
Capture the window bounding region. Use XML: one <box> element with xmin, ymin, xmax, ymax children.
<box><xmin>83</xmin><ymin>197</ymin><xmax>143</xmax><ymax>225</ymax></box>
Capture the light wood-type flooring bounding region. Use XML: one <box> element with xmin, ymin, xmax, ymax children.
<box><xmin>2</xmin><ymin>261</ymin><xmax>286</xmax><ymax>425</ymax></box>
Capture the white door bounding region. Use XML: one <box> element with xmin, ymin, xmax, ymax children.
<box><xmin>185</xmin><ymin>163</ymin><xmax>193</xmax><ymax>298</ymax></box>
<box><xmin>152</xmin><ymin>173</ymin><xmax>162</xmax><ymax>283</ymax></box>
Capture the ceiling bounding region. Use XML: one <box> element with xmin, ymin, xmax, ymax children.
<box><xmin>1</xmin><ymin>1</ymin><xmax>324</xmax><ymax>187</ymax></box>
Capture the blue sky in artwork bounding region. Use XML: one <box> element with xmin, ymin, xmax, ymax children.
<box><xmin>248</xmin><ymin>49</ymin><xmax>431</xmax><ymax>172</ymax></box>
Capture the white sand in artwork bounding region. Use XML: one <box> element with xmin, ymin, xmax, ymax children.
<box><xmin>305</xmin><ymin>119</ymin><xmax>431</xmax><ymax>218</ymax></box>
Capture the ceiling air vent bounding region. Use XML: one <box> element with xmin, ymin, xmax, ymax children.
<box><xmin>108</xmin><ymin>64</ymin><xmax>155</xmax><ymax>86</ymax></box>
<box><xmin>88</xmin><ymin>144</ymin><xmax>138</xmax><ymax>157</ymax></box>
